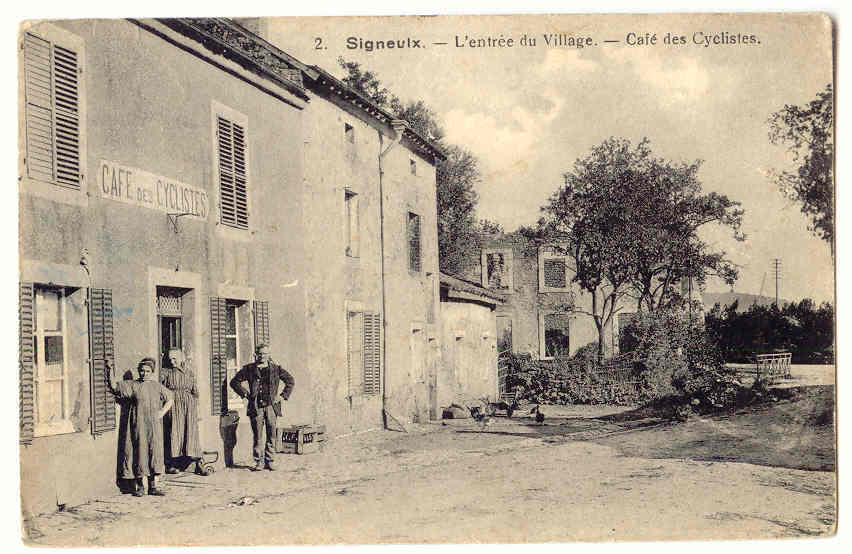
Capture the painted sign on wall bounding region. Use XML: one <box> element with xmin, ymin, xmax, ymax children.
<box><xmin>99</xmin><ymin>160</ymin><xmax>209</xmax><ymax>220</ymax></box>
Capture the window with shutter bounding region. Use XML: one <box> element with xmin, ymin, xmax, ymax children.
<box><xmin>346</xmin><ymin>311</ymin><xmax>364</xmax><ymax>395</ymax></box>
<box><xmin>407</xmin><ymin>212</ymin><xmax>421</xmax><ymax>273</ymax></box>
<box><xmin>23</xmin><ymin>31</ymin><xmax>81</xmax><ymax>189</ymax></box>
<box><xmin>210</xmin><ymin>297</ymin><xmax>227</xmax><ymax>415</ymax></box>
<box><xmin>215</xmin><ymin>113</ymin><xmax>249</xmax><ymax>229</ymax></box>
<box><xmin>19</xmin><ymin>283</ymin><xmax>35</xmax><ymax>445</ymax></box>
<box><xmin>253</xmin><ymin>300</ymin><xmax>270</xmax><ymax>348</ymax></box>
<box><xmin>363</xmin><ymin>312</ymin><xmax>382</xmax><ymax>395</ymax></box>
<box><xmin>538</xmin><ymin>246</ymin><xmax>571</xmax><ymax>292</ymax></box>
<box><xmin>88</xmin><ymin>288</ymin><xmax>115</xmax><ymax>435</ymax></box>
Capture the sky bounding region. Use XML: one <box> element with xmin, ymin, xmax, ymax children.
<box><xmin>268</xmin><ymin>13</ymin><xmax>834</xmax><ymax>304</ymax></box>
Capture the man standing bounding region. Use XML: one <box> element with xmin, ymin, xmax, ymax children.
<box><xmin>229</xmin><ymin>344</ymin><xmax>295</xmax><ymax>471</ymax></box>
<box><xmin>161</xmin><ymin>348</ymin><xmax>208</xmax><ymax>476</ymax></box>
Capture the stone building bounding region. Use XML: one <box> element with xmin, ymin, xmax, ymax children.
<box><xmin>17</xmin><ymin>18</ymin><xmax>442</xmax><ymax>515</ymax></box>
<box><xmin>464</xmin><ymin>233</ymin><xmax>626</xmax><ymax>360</ymax></box>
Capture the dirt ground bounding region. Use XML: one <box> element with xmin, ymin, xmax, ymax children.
<box><xmin>23</xmin><ymin>385</ymin><xmax>836</xmax><ymax>546</ymax></box>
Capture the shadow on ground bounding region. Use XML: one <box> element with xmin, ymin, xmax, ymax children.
<box><xmin>456</xmin><ymin>385</ymin><xmax>835</xmax><ymax>472</ymax></box>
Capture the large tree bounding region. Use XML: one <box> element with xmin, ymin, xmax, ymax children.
<box><xmin>768</xmin><ymin>84</ymin><xmax>834</xmax><ymax>251</ymax></box>
<box><xmin>338</xmin><ymin>57</ymin><xmax>480</xmax><ymax>274</ymax></box>
<box><xmin>538</xmin><ymin>137</ymin><xmax>744</xmax><ymax>360</ymax></box>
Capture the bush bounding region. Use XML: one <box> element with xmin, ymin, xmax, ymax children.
<box><xmin>621</xmin><ymin>309</ymin><xmax>742</xmax><ymax>412</ymax></box>
<box><xmin>504</xmin><ymin>351</ymin><xmax>641</xmax><ymax>406</ymax></box>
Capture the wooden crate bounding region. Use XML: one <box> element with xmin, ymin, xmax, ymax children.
<box><xmin>277</xmin><ymin>424</ymin><xmax>326</xmax><ymax>454</ymax></box>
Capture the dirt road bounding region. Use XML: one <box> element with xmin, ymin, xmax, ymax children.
<box><xmin>24</xmin><ymin>387</ymin><xmax>835</xmax><ymax>545</ymax></box>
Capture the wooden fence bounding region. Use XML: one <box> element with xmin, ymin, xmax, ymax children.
<box><xmin>732</xmin><ymin>352</ymin><xmax>792</xmax><ymax>384</ymax></box>
<box><xmin>551</xmin><ymin>353</ymin><xmax>640</xmax><ymax>385</ymax></box>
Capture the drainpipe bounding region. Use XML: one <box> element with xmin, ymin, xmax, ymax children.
<box><xmin>378</xmin><ymin>119</ymin><xmax>409</xmax><ymax>430</ymax></box>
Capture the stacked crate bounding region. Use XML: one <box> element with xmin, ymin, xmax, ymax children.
<box><xmin>277</xmin><ymin>424</ymin><xmax>326</xmax><ymax>454</ymax></box>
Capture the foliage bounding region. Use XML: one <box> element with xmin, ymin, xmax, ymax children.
<box><xmin>479</xmin><ymin>219</ymin><xmax>505</xmax><ymax>235</ymax></box>
<box><xmin>704</xmin><ymin>298</ymin><xmax>834</xmax><ymax>364</ymax></box>
<box><xmin>620</xmin><ymin>309</ymin><xmax>739</xmax><ymax>408</ymax></box>
<box><xmin>338</xmin><ymin>57</ymin><xmax>482</xmax><ymax>275</ymax></box>
<box><xmin>535</xmin><ymin>137</ymin><xmax>742</xmax><ymax>359</ymax></box>
<box><xmin>768</xmin><ymin>84</ymin><xmax>834</xmax><ymax>248</ymax></box>
<box><xmin>504</xmin><ymin>352</ymin><xmax>641</xmax><ymax>406</ymax></box>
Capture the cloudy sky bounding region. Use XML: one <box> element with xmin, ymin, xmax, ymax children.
<box><xmin>279</xmin><ymin>14</ymin><xmax>830</xmax><ymax>304</ymax></box>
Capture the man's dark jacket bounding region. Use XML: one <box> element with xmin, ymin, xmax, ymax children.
<box><xmin>229</xmin><ymin>361</ymin><xmax>295</xmax><ymax>417</ymax></box>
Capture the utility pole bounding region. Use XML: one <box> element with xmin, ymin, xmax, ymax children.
<box><xmin>772</xmin><ymin>258</ymin><xmax>781</xmax><ymax>307</ymax></box>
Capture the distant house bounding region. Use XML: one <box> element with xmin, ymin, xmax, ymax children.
<box><xmin>438</xmin><ymin>273</ymin><xmax>505</xmax><ymax>409</ymax></box>
<box><xmin>461</xmin><ymin>233</ymin><xmax>629</xmax><ymax>359</ymax></box>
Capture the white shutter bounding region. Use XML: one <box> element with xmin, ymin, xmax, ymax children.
<box><xmin>23</xmin><ymin>32</ymin><xmax>80</xmax><ymax>189</ymax></box>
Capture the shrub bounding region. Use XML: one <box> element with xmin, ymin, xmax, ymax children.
<box><xmin>621</xmin><ymin>309</ymin><xmax>742</xmax><ymax>412</ymax></box>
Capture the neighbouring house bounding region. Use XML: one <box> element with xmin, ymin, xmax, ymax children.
<box><xmin>462</xmin><ymin>232</ymin><xmax>630</xmax><ymax>360</ymax></box>
<box><xmin>298</xmin><ymin>64</ymin><xmax>445</xmax><ymax>431</ymax></box>
<box><xmin>17</xmin><ymin>17</ymin><xmax>444</xmax><ymax>515</ymax></box>
<box><xmin>438</xmin><ymin>273</ymin><xmax>506</xmax><ymax>410</ymax></box>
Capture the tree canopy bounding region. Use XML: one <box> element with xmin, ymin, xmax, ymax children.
<box><xmin>768</xmin><ymin>84</ymin><xmax>834</xmax><ymax>250</ymax></box>
<box><xmin>536</xmin><ymin>137</ymin><xmax>744</xmax><ymax>359</ymax></box>
<box><xmin>338</xmin><ymin>57</ymin><xmax>480</xmax><ymax>275</ymax></box>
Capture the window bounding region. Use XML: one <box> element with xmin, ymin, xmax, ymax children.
<box><xmin>22</xmin><ymin>28</ymin><xmax>84</xmax><ymax>190</ymax></box>
<box><xmin>32</xmin><ymin>287</ymin><xmax>73</xmax><ymax>436</ymax></box>
<box><xmin>540</xmin><ymin>312</ymin><xmax>571</xmax><ymax>359</ymax></box>
<box><xmin>345</xmin><ymin>190</ymin><xmax>359</xmax><ymax>257</ymax></box>
<box><xmin>481</xmin><ymin>248</ymin><xmax>513</xmax><ymax>291</ymax></box>
<box><xmin>20</xmin><ymin>283</ymin><xmax>115</xmax><ymax>444</ymax></box>
<box><xmin>210</xmin><ymin>296</ymin><xmax>268</xmax><ymax>415</ymax></box>
<box><xmin>347</xmin><ymin>310</ymin><xmax>381</xmax><ymax>396</ymax></box>
<box><xmin>344</xmin><ymin>122</ymin><xmax>354</xmax><ymax>143</ymax></box>
<box><xmin>407</xmin><ymin>212</ymin><xmax>421</xmax><ymax>273</ymax></box>
<box><xmin>410</xmin><ymin>159</ymin><xmax>417</xmax><ymax>175</ymax></box>
<box><xmin>224</xmin><ymin>300</ymin><xmax>245</xmax><ymax>407</ymax></box>
<box><xmin>539</xmin><ymin>246</ymin><xmax>571</xmax><ymax>292</ymax></box>
<box><xmin>214</xmin><ymin>105</ymin><xmax>249</xmax><ymax>230</ymax></box>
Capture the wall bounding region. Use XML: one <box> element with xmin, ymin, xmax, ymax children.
<box><xmin>302</xmin><ymin>86</ymin><xmax>442</xmax><ymax>430</ymax></box>
<box><xmin>19</xmin><ymin>19</ymin><xmax>308</xmax><ymax>514</ymax></box>
<box><xmin>301</xmin><ymin>91</ymin><xmax>385</xmax><ymax>436</ymax></box>
<box><xmin>439</xmin><ymin>299</ymin><xmax>498</xmax><ymax>409</ymax></box>
<box><xmin>380</xmin><ymin>135</ymin><xmax>441</xmax><ymax>424</ymax></box>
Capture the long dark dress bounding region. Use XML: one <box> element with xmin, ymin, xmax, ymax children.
<box><xmin>115</xmin><ymin>369</ymin><xmax>138</xmax><ymax>482</ymax></box>
<box><xmin>113</xmin><ymin>379</ymin><xmax>170</xmax><ymax>477</ymax></box>
<box><xmin>161</xmin><ymin>365</ymin><xmax>201</xmax><ymax>460</ymax></box>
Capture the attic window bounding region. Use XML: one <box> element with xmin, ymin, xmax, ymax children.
<box><xmin>410</xmin><ymin>159</ymin><xmax>417</xmax><ymax>175</ymax></box>
<box><xmin>345</xmin><ymin>123</ymin><xmax>354</xmax><ymax>143</ymax></box>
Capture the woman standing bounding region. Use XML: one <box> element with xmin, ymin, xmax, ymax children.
<box><xmin>106</xmin><ymin>357</ymin><xmax>173</xmax><ymax>497</ymax></box>
<box><xmin>161</xmin><ymin>348</ymin><xmax>208</xmax><ymax>475</ymax></box>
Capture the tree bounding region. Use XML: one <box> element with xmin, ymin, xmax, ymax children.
<box><xmin>623</xmin><ymin>145</ymin><xmax>744</xmax><ymax>312</ymax></box>
<box><xmin>768</xmin><ymin>84</ymin><xmax>834</xmax><ymax>251</ymax></box>
<box><xmin>538</xmin><ymin>138</ymin><xmax>645</xmax><ymax>361</ymax></box>
<box><xmin>538</xmin><ymin>137</ymin><xmax>744</xmax><ymax>360</ymax></box>
<box><xmin>338</xmin><ymin>57</ymin><xmax>481</xmax><ymax>275</ymax></box>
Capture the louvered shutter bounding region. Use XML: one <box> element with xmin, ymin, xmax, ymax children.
<box><xmin>23</xmin><ymin>32</ymin><xmax>80</xmax><ymax>189</ymax></box>
<box><xmin>253</xmin><ymin>300</ymin><xmax>270</xmax><ymax>348</ymax></box>
<box><xmin>88</xmin><ymin>288</ymin><xmax>116</xmax><ymax>435</ymax></box>
<box><xmin>210</xmin><ymin>297</ymin><xmax>227</xmax><ymax>415</ymax></box>
<box><xmin>19</xmin><ymin>283</ymin><xmax>35</xmax><ymax>445</ymax></box>
<box><xmin>363</xmin><ymin>312</ymin><xmax>382</xmax><ymax>395</ymax></box>
<box><xmin>216</xmin><ymin>116</ymin><xmax>248</xmax><ymax>229</ymax></box>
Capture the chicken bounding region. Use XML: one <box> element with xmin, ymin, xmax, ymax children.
<box><xmin>530</xmin><ymin>405</ymin><xmax>545</xmax><ymax>425</ymax></box>
<box><xmin>469</xmin><ymin>406</ymin><xmax>493</xmax><ymax>431</ymax></box>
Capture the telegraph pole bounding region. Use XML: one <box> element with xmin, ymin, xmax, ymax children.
<box><xmin>772</xmin><ymin>258</ymin><xmax>781</xmax><ymax>307</ymax></box>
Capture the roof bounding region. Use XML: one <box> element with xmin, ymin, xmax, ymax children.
<box><xmin>304</xmin><ymin>65</ymin><xmax>446</xmax><ymax>163</ymax></box>
<box><xmin>156</xmin><ymin>18</ymin><xmax>314</xmax><ymax>101</ymax></box>
<box><xmin>440</xmin><ymin>272</ymin><xmax>506</xmax><ymax>305</ymax></box>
